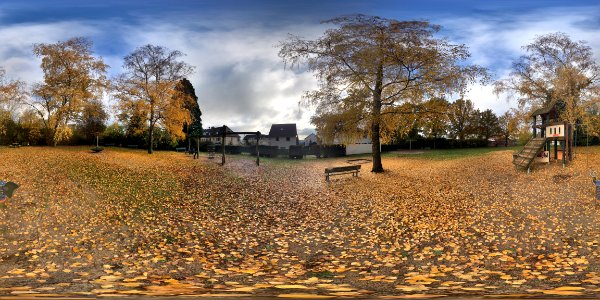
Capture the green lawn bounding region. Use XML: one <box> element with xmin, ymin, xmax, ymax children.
<box><xmin>384</xmin><ymin>146</ymin><xmax>521</xmax><ymax>160</ymax></box>
<box><xmin>212</xmin><ymin>146</ymin><xmax>523</xmax><ymax>164</ymax></box>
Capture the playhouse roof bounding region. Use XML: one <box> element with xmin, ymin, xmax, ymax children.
<box><xmin>531</xmin><ymin>106</ymin><xmax>552</xmax><ymax>117</ymax></box>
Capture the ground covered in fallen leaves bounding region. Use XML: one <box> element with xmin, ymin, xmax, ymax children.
<box><xmin>0</xmin><ymin>146</ymin><xmax>599</xmax><ymax>298</ymax></box>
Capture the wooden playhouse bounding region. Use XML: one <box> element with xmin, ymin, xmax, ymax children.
<box><xmin>512</xmin><ymin>103</ymin><xmax>574</xmax><ymax>172</ymax></box>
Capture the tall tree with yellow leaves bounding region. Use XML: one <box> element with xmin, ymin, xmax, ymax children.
<box><xmin>113</xmin><ymin>45</ymin><xmax>194</xmax><ymax>154</ymax></box>
<box><xmin>279</xmin><ymin>15</ymin><xmax>487</xmax><ymax>172</ymax></box>
<box><xmin>29</xmin><ymin>37</ymin><xmax>108</xmax><ymax>146</ymax></box>
<box><xmin>498</xmin><ymin>109</ymin><xmax>521</xmax><ymax>147</ymax></box>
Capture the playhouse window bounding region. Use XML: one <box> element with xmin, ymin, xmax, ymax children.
<box><xmin>558</xmin><ymin>127</ymin><xmax>561</xmax><ymax>134</ymax></box>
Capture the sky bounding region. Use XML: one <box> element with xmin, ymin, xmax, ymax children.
<box><xmin>0</xmin><ymin>0</ymin><xmax>599</xmax><ymax>138</ymax></box>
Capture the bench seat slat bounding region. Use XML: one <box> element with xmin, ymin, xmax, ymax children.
<box><xmin>325</xmin><ymin>165</ymin><xmax>361</xmax><ymax>173</ymax></box>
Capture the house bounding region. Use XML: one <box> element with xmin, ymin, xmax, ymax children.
<box><xmin>331</xmin><ymin>135</ymin><xmax>374</xmax><ymax>155</ymax></box>
<box><xmin>201</xmin><ymin>126</ymin><xmax>241</xmax><ymax>146</ymax></box>
<box><xmin>268</xmin><ymin>124</ymin><xmax>298</xmax><ymax>149</ymax></box>
<box><xmin>303</xmin><ymin>133</ymin><xmax>318</xmax><ymax>146</ymax></box>
<box><xmin>243</xmin><ymin>134</ymin><xmax>271</xmax><ymax>146</ymax></box>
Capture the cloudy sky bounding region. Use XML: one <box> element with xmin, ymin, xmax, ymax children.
<box><xmin>0</xmin><ymin>0</ymin><xmax>599</xmax><ymax>137</ymax></box>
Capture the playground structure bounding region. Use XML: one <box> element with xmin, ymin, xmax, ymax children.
<box><xmin>217</xmin><ymin>125</ymin><xmax>262</xmax><ymax>166</ymax></box>
<box><xmin>513</xmin><ymin>103</ymin><xmax>574</xmax><ymax>172</ymax></box>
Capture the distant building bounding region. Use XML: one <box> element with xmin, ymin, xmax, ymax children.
<box><xmin>201</xmin><ymin>126</ymin><xmax>241</xmax><ymax>146</ymax></box>
<box><xmin>331</xmin><ymin>135</ymin><xmax>373</xmax><ymax>155</ymax></box>
<box><xmin>268</xmin><ymin>124</ymin><xmax>298</xmax><ymax>149</ymax></box>
<box><xmin>243</xmin><ymin>134</ymin><xmax>271</xmax><ymax>146</ymax></box>
<box><xmin>303</xmin><ymin>133</ymin><xmax>318</xmax><ymax>146</ymax></box>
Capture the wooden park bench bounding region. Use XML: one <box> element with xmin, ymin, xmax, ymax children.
<box><xmin>325</xmin><ymin>165</ymin><xmax>361</xmax><ymax>182</ymax></box>
<box><xmin>9</xmin><ymin>143</ymin><xmax>20</xmax><ymax>148</ymax></box>
<box><xmin>175</xmin><ymin>147</ymin><xmax>186</xmax><ymax>152</ymax></box>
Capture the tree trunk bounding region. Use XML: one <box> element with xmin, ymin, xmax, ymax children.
<box><xmin>371</xmin><ymin>64</ymin><xmax>384</xmax><ymax>173</ymax></box>
<box><xmin>51</xmin><ymin>121</ymin><xmax>59</xmax><ymax>147</ymax></box>
<box><xmin>148</xmin><ymin>104</ymin><xmax>155</xmax><ymax>154</ymax></box>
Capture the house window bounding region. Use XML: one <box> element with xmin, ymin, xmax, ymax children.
<box><xmin>558</xmin><ymin>127</ymin><xmax>561</xmax><ymax>134</ymax></box>
<box><xmin>286</xmin><ymin>137</ymin><xmax>290</xmax><ymax>141</ymax></box>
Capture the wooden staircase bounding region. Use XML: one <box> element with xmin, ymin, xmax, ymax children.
<box><xmin>512</xmin><ymin>137</ymin><xmax>546</xmax><ymax>171</ymax></box>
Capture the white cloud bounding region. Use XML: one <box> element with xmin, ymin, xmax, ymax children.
<box><xmin>0</xmin><ymin>21</ymin><xmax>100</xmax><ymax>81</ymax></box>
<box><xmin>113</xmin><ymin>19</ymin><xmax>326</xmax><ymax>137</ymax></box>
<box><xmin>441</xmin><ymin>5</ymin><xmax>600</xmax><ymax>114</ymax></box>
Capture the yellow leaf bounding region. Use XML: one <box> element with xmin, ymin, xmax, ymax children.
<box><xmin>553</xmin><ymin>286</ymin><xmax>585</xmax><ymax>291</ymax></box>
<box><xmin>277</xmin><ymin>294</ymin><xmax>335</xmax><ymax>299</ymax></box>
<box><xmin>275</xmin><ymin>285</ymin><xmax>313</xmax><ymax>289</ymax></box>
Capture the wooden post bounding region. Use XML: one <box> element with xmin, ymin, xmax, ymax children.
<box><xmin>561</xmin><ymin>135</ymin><xmax>567</xmax><ymax>168</ymax></box>
<box><xmin>256</xmin><ymin>131</ymin><xmax>260</xmax><ymax>166</ymax></box>
<box><xmin>569</xmin><ymin>123</ymin><xmax>573</xmax><ymax>161</ymax></box>
<box><xmin>221</xmin><ymin>125</ymin><xmax>226</xmax><ymax>165</ymax></box>
<box><xmin>96</xmin><ymin>135</ymin><xmax>99</xmax><ymax>147</ymax></box>
<box><xmin>554</xmin><ymin>140</ymin><xmax>558</xmax><ymax>161</ymax></box>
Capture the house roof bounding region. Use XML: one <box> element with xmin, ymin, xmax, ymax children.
<box><xmin>269</xmin><ymin>124</ymin><xmax>297</xmax><ymax>138</ymax></box>
<box><xmin>203</xmin><ymin>126</ymin><xmax>239</xmax><ymax>137</ymax></box>
<box><xmin>304</xmin><ymin>133</ymin><xmax>317</xmax><ymax>140</ymax></box>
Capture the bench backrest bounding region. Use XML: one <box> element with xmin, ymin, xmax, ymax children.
<box><xmin>325</xmin><ymin>165</ymin><xmax>361</xmax><ymax>173</ymax></box>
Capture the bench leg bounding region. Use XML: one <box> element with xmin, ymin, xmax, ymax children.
<box><xmin>326</xmin><ymin>174</ymin><xmax>330</xmax><ymax>182</ymax></box>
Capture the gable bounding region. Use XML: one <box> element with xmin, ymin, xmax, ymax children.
<box><xmin>269</xmin><ymin>124</ymin><xmax>297</xmax><ymax>137</ymax></box>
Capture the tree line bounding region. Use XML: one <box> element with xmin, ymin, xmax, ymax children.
<box><xmin>377</xmin><ymin>98</ymin><xmax>524</xmax><ymax>147</ymax></box>
<box><xmin>0</xmin><ymin>38</ymin><xmax>202</xmax><ymax>154</ymax></box>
